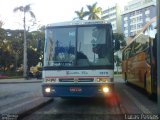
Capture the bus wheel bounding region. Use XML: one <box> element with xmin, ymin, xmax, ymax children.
<box><xmin>125</xmin><ymin>73</ymin><xmax>128</xmax><ymax>84</ymax></box>
<box><xmin>144</xmin><ymin>74</ymin><xmax>152</xmax><ymax>98</ymax></box>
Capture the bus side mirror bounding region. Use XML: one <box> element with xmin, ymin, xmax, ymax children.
<box><xmin>114</xmin><ymin>39</ymin><xmax>120</xmax><ymax>51</ymax></box>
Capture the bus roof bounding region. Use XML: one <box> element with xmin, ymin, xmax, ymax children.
<box><xmin>46</xmin><ymin>20</ymin><xmax>109</xmax><ymax>27</ymax></box>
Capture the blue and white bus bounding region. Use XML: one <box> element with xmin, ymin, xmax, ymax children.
<box><xmin>42</xmin><ymin>20</ymin><xmax>115</xmax><ymax>97</ymax></box>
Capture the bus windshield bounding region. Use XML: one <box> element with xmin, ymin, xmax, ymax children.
<box><xmin>44</xmin><ymin>25</ymin><xmax>113</xmax><ymax>67</ymax></box>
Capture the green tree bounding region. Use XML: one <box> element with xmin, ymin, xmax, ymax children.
<box><xmin>113</xmin><ymin>33</ymin><xmax>126</xmax><ymax>74</ymax></box>
<box><xmin>0</xmin><ymin>29</ymin><xmax>15</xmax><ymax>72</ymax></box>
<box><xmin>7</xmin><ymin>30</ymin><xmax>24</xmax><ymax>71</ymax></box>
<box><xmin>114</xmin><ymin>54</ymin><xmax>121</xmax><ymax>74</ymax></box>
<box><xmin>0</xmin><ymin>28</ymin><xmax>6</xmax><ymax>46</ymax></box>
<box><xmin>113</xmin><ymin>33</ymin><xmax>126</xmax><ymax>52</ymax></box>
<box><xmin>86</xmin><ymin>2</ymin><xmax>102</xmax><ymax>20</ymax></box>
<box><xmin>27</xmin><ymin>47</ymin><xmax>39</xmax><ymax>68</ymax></box>
<box><xmin>74</xmin><ymin>7</ymin><xmax>88</xmax><ymax>20</ymax></box>
<box><xmin>13</xmin><ymin>4</ymin><xmax>36</xmax><ymax>78</ymax></box>
<box><xmin>0</xmin><ymin>27</ymin><xmax>44</xmax><ymax>76</ymax></box>
<box><xmin>27</xmin><ymin>29</ymin><xmax>45</xmax><ymax>68</ymax></box>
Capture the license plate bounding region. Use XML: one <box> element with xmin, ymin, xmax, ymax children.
<box><xmin>70</xmin><ymin>87</ymin><xmax>82</xmax><ymax>92</ymax></box>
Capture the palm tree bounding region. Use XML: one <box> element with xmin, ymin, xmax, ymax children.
<box><xmin>74</xmin><ymin>7</ymin><xmax>88</xmax><ymax>20</ymax></box>
<box><xmin>86</xmin><ymin>2</ymin><xmax>102</xmax><ymax>20</ymax></box>
<box><xmin>13</xmin><ymin>4</ymin><xmax>36</xmax><ymax>78</ymax></box>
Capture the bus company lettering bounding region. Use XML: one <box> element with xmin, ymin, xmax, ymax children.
<box><xmin>81</xmin><ymin>71</ymin><xmax>88</xmax><ymax>75</ymax></box>
<box><xmin>66</xmin><ymin>71</ymin><xmax>88</xmax><ymax>75</ymax></box>
<box><xmin>66</xmin><ymin>71</ymin><xmax>80</xmax><ymax>75</ymax></box>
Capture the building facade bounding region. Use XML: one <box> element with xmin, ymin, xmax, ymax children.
<box><xmin>122</xmin><ymin>0</ymin><xmax>156</xmax><ymax>38</ymax></box>
<box><xmin>102</xmin><ymin>3</ymin><xmax>122</xmax><ymax>33</ymax></box>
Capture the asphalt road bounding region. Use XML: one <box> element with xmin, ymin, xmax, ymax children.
<box><xmin>0</xmin><ymin>76</ymin><xmax>158</xmax><ymax>120</ymax></box>
<box><xmin>22</xmin><ymin>76</ymin><xmax>158</xmax><ymax>120</ymax></box>
<box><xmin>22</xmin><ymin>98</ymin><xmax>123</xmax><ymax>120</ymax></box>
<box><xmin>0</xmin><ymin>82</ymin><xmax>43</xmax><ymax>114</ymax></box>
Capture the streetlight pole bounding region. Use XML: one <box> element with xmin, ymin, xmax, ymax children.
<box><xmin>156</xmin><ymin>0</ymin><xmax>160</xmax><ymax>114</ymax></box>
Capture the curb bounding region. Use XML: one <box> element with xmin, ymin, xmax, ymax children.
<box><xmin>17</xmin><ymin>98</ymin><xmax>53</xmax><ymax>120</ymax></box>
<box><xmin>0</xmin><ymin>80</ymin><xmax>42</xmax><ymax>84</ymax></box>
<box><xmin>1</xmin><ymin>97</ymin><xmax>53</xmax><ymax>120</ymax></box>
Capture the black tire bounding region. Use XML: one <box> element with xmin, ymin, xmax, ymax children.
<box><xmin>124</xmin><ymin>73</ymin><xmax>128</xmax><ymax>84</ymax></box>
<box><xmin>144</xmin><ymin>74</ymin><xmax>152</xmax><ymax>98</ymax></box>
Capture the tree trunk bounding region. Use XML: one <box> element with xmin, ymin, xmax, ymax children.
<box><xmin>23</xmin><ymin>13</ymin><xmax>27</xmax><ymax>78</ymax></box>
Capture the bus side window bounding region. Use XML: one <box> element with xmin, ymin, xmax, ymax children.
<box><xmin>130</xmin><ymin>41</ymin><xmax>136</xmax><ymax>57</ymax></box>
<box><xmin>143</xmin><ymin>21</ymin><xmax>156</xmax><ymax>43</ymax></box>
<box><xmin>146</xmin><ymin>46</ymin><xmax>151</xmax><ymax>64</ymax></box>
<box><xmin>152</xmin><ymin>33</ymin><xmax>157</xmax><ymax>66</ymax></box>
<box><xmin>134</xmin><ymin>34</ymin><xmax>142</xmax><ymax>54</ymax></box>
<box><xmin>123</xmin><ymin>48</ymin><xmax>128</xmax><ymax>60</ymax></box>
<box><xmin>148</xmin><ymin>21</ymin><xmax>156</xmax><ymax>39</ymax></box>
<box><xmin>135</xmin><ymin>34</ymin><xmax>149</xmax><ymax>53</ymax></box>
<box><xmin>126</xmin><ymin>48</ymin><xmax>131</xmax><ymax>59</ymax></box>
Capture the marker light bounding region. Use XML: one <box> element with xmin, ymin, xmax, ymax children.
<box><xmin>103</xmin><ymin>87</ymin><xmax>109</xmax><ymax>93</ymax></box>
<box><xmin>45</xmin><ymin>78</ymin><xmax>56</xmax><ymax>83</ymax></box>
<box><xmin>45</xmin><ymin>87</ymin><xmax>51</xmax><ymax>93</ymax></box>
<box><xmin>96</xmin><ymin>78</ymin><xmax>113</xmax><ymax>82</ymax></box>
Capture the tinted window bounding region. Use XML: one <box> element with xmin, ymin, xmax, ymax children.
<box><xmin>77</xmin><ymin>26</ymin><xmax>112</xmax><ymax>66</ymax></box>
<box><xmin>44</xmin><ymin>25</ymin><xmax>113</xmax><ymax>67</ymax></box>
<box><xmin>45</xmin><ymin>27</ymin><xmax>76</xmax><ymax>66</ymax></box>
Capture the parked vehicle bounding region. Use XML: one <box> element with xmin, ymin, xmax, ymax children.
<box><xmin>29</xmin><ymin>62</ymin><xmax>42</xmax><ymax>79</ymax></box>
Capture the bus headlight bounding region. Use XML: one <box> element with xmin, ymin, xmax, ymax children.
<box><xmin>97</xmin><ymin>78</ymin><xmax>110</xmax><ymax>82</ymax></box>
<box><xmin>102</xmin><ymin>87</ymin><xmax>110</xmax><ymax>93</ymax></box>
<box><xmin>45</xmin><ymin>87</ymin><xmax>51</xmax><ymax>93</ymax></box>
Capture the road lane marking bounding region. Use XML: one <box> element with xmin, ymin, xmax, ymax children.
<box><xmin>123</xmin><ymin>90</ymin><xmax>152</xmax><ymax>114</ymax></box>
<box><xmin>0</xmin><ymin>97</ymin><xmax>41</xmax><ymax>113</ymax></box>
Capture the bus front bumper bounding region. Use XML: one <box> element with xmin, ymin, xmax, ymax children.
<box><xmin>42</xmin><ymin>83</ymin><xmax>114</xmax><ymax>97</ymax></box>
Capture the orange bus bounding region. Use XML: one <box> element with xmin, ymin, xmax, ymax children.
<box><xmin>122</xmin><ymin>17</ymin><xmax>157</xmax><ymax>97</ymax></box>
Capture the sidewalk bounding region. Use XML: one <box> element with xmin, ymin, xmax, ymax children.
<box><xmin>0</xmin><ymin>78</ymin><xmax>42</xmax><ymax>84</ymax></box>
<box><xmin>0</xmin><ymin>78</ymin><xmax>51</xmax><ymax>120</ymax></box>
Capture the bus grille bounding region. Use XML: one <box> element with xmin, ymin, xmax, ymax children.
<box><xmin>78</xmin><ymin>78</ymin><xmax>94</xmax><ymax>82</ymax></box>
<box><xmin>59</xmin><ymin>79</ymin><xmax>74</xmax><ymax>82</ymax></box>
<box><xmin>59</xmin><ymin>78</ymin><xmax>94</xmax><ymax>82</ymax></box>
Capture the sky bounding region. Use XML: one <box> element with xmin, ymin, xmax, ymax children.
<box><xmin>0</xmin><ymin>0</ymin><xmax>130</xmax><ymax>30</ymax></box>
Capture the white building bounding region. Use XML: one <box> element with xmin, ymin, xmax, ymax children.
<box><xmin>102</xmin><ymin>3</ymin><xmax>122</xmax><ymax>33</ymax></box>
